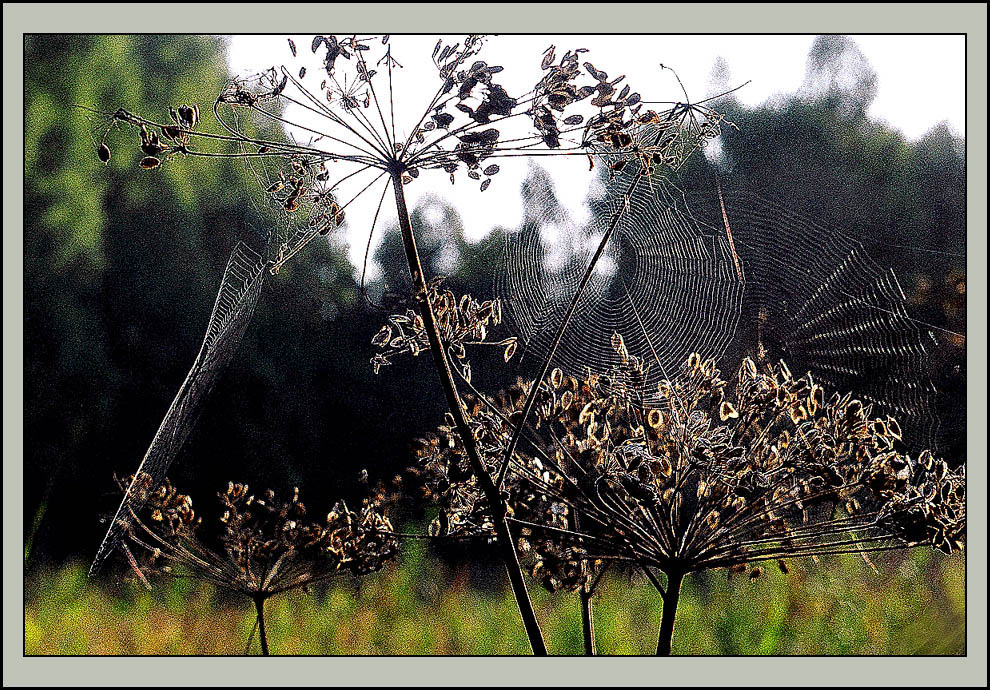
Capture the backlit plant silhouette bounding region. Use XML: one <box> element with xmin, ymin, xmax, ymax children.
<box><xmin>115</xmin><ymin>473</ymin><xmax>397</xmax><ymax>655</ymax></box>
<box><xmin>87</xmin><ymin>34</ymin><xmax>731</xmax><ymax>655</ymax></box>
<box><xmin>412</xmin><ymin>336</ymin><xmax>966</xmax><ymax>654</ymax></box>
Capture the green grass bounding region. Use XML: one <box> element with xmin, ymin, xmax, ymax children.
<box><xmin>25</xmin><ymin>543</ymin><xmax>964</xmax><ymax>655</ymax></box>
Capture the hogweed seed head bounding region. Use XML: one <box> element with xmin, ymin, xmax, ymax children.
<box><xmin>84</xmin><ymin>35</ymin><xmax>731</xmax><ymax>282</ymax></box>
<box><xmin>412</xmin><ymin>340</ymin><xmax>965</xmax><ymax>592</ymax></box>
<box><xmin>115</xmin><ymin>474</ymin><xmax>398</xmax><ymax>598</ymax></box>
<box><xmin>370</xmin><ymin>279</ymin><xmax>514</xmax><ymax>377</ymax></box>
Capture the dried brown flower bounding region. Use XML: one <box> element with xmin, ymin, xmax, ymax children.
<box><xmin>117</xmin><ymin>475</ymin><xmax>398</xmax><ymax>599</ymax></box>
<box><xmin>412</xmin><ymin>340</ymin><xmax>965</xmax><ymax>601</ymax></box>
<box><xmin>370</xmin><ymin>279</ymin><xmax>516</xmax><ymax>377</ymax></box>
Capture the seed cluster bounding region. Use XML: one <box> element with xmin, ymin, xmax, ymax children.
<box><xmin>87</xmin><ymin>34</ymin><xmax>729</xmax><ymax>295</ymax></box>
<box><xmin>119</xmin><ymin>475</ymin><xmax>398</xmax><ymax>597</ymax></box>
<box><xmin>371</xmin><ymin>279</ymin><xmax>516</xmax><ymax>378</ymax></box>
<box><xmin>412</xmin><ymin>335</ymin><xmax>965</xmax><ymax>592</ymax></box>
<box><xmin>117</xmin><ymin>473</ymin><xmax>200</xmax><ymax>538</ymax></box>
<box><xmin>93</xmin><ymin>105</ymin><xmax>201</xmax><ymax>171</ymax></box>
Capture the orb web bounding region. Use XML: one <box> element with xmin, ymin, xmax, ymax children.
<box><xmin>692</xmin><ymin>186</ymin><xmax>941</xmax><ymax>450</ymax></box>
<box><xmin>494</xmin><ymin>167</ymin><xmax>942</xmax><ymax>452</ymax></box>
<box><xmin>90</xmin><ymin>240</ymin><xmax>269</xmax><ymax>575</ymax></box>
<box><xmin>495</xmin><ymin>166</ymin><xmax>745</xmax><ymax>403</ymax></box>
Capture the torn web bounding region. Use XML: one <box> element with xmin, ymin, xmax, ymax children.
<box><xmin>90</xmin><ymin>240</ymin><xmax>269</xmax><ymax>575</ymax></box>
<box><xmin>701</xmin><ymin>187</ymin><xmax>941</xmax><ymax>450</ymax></box>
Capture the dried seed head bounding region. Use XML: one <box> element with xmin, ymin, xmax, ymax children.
<box><xmin>411</xmin><ymin>348</ymin><xmax>964</xmax><ymax>594</ymax></box>
<box><xmin>116</xmin><ymin>476</ymin><xmax>397</xmax><ymax>598</ymax></box>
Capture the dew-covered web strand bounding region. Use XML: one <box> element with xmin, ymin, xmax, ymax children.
<box><xmin>495</xmin><ymin>166</ymin><xmax>745</xmax><ymax>405</ymax></box>
<box><xmin>495</xmin><ymin>164</ymin><xmax>943</xmax><ymax>454</ymax></box>
<box><xmin>240</xmin><ymin>140</ymin><xmax>383</xmax><ymax>273</ymax></box>
<box><xmin>90</xmin><ymin>241</ymin><xmax>269</xmax><ymax>575</ymax></box>
<box><xmin>694</xmin><ymin>186</ymin><xmax>942</xmax><ymax>451</ymax></box>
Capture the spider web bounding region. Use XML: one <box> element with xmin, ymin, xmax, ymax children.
<box><xmin>698</xmin><ymin>186</ymin><xmax>941</xmax><ymax>450</ymax></box>
<box><xmin>495</xmin><ymin>168</ymin><xmax>942</xmax><ymax>450</ymax></box>
<box><xmin>217</xmin><ymin>70</ymin><xmax>389</xmax><ymax>275</ymax></box>
<box><xmin>90</xmin><ymin>240</ymin><xmax>269</xmax><ymax>575</ymax></box>
<box><xmin>495</xmin><ymin>166</ymin><xmax>745</xmax><ymax>404</ymax></box>
<box><xmin>222</xmin><ymin>98</ymin><xmax>331</xmax><ymax>271</ymax></box>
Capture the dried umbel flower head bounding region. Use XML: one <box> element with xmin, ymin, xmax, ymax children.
<box><xmin>114</xmin><ymin>473</ymin><xmax>201</xmax><ymax>539</ymax></box>
<box><xmin>118</xmin><ymin>475</ymin><xmax>399</xmax><ymax>599</ymax></box>
<box><xmin>83</xmin><ymin>35</ymin><xmax>730</xmax><ymax>278</ymax></box>
<box><xmin>413</xmin><ymin>342</ymin><xmax>965</xmax><ymax>593</ymax></box>
<box><xmin>370</xmin><ymin>279</ymin><xmax>516</xmax><ymax>377</ymax></box>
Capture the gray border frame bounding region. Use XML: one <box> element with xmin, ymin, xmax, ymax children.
<box><xmin>5</xmin><ymin>2</ymin><xmax>986</xmax><ymax>686</ymax></box>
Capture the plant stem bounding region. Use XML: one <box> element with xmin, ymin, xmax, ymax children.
<box><xmin>389</xmin><ymin>169</ymin><xmax>548</xmax><ymax>656</ymax></box>
<box><xmin>656</xmin><ymin>570</ymin><xmax>683</xmax><ymax>656</ymax></box>
<box><xmin>244</xmin><ymin>617</ymin><xmax>259</xmax><ymax>656</ymax></box>
<box><xmin>254</xmin><ymin>596</ymin><xmax>270</xmax><ymax>656</ymax></box>
<box><xmin>573</xmin><ymin>513</ymin><xmax>595</xmax><ymax>655</ymax></box>
<box><xmin>580</xmin><ymin>586</ymin><xmax>596</xmax><ymax>655</ymax></box>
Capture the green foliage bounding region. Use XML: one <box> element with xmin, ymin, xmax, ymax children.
<box><xmin>25</xmin><ymin>548</ymin><xmax>963</xmax><ymax>655</ymax></box>
<box><xmin>26</xmin><ymin>36</ymin><xmax>245</xmax><ymax>267</ymax></box>
<box><xmin>25</xmin><ymin>36</ymin><xmax>244</xmax><ymax>562</ymax></box>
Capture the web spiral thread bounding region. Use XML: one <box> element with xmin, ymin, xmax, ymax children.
<box><xmin>496</xmin><ymin>169</ymin><xmax>745</xmax><ymax>404</ymax></box>
<box><xmin>706</xmin><ymin>188</ymin><xmax>940</xmax><ymax>450</ymax></box>
<box><xmin>495</xmin><ymin>173</ymin><xmax>941</xmax><ymax>450</ymax></box>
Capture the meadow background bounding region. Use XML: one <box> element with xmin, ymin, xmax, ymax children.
<box><xmin>23</xmin><ymin>35</ymin><xmax>965</xmax><ymax>655</ymax></box>
<box><xmin>26</xmin><ymin>543</ymin><xmax>964</xmax><ymax>655</ymax></box>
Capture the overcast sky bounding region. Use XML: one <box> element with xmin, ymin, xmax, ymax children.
<box><xmin>226</xmin><ymin>35</ymin><xmax>965</xmax><ymax>275</ymax></box>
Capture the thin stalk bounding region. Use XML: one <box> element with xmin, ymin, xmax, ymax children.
<box><xmin>496</xmin><ymin>167</ymin><xmax>646</xmax><ymax>489</ymax></box>
<box><xmin>254</xmin><ymin>595</ymin><xmax>270</xmax><ymax>656</ymax></box>
<box><xmin>656</xmin><ymin>570</ymin><xmax>683</xmax><ymax>656</ymax></box>
<box><xmin>574</xmin><ymin>513</ymin><xmax>595</xmax><ymax>656</ymax></box>
<box><xmin>244</xmin><ymin>616</ymin><xmax>259</xmax><ymax>655</ymax></box>
<box><xmin>580</xmin><ymin>586</ymin><xmax>596</xmax><ymax>656</ymax></box>
<box><xmin>389</xmin><ymin>168</ymin><xmax>548</xmax><ymax>656</ymax></box>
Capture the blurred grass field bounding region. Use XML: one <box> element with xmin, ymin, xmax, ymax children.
<box><xmin>25</xmin><ymin>540</ymin><xmax>964</xmax><ymax>656</ymax></box>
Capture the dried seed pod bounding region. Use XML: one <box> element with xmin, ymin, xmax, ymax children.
<box><xmin>647</xmin><ymin>408</ymin><xmax>663</xmax><ymax>429</ymax></box>
<box><xmin>503</xmin><ymin>339</ymin><xmax>517</xmax><ymax>362</ymax></box>
<box><xmin>719</xmin><ymin>401</ymin><xmax>738</xmax><ymax>421</ymax></box>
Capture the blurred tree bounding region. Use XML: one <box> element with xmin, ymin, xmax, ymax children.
<box><xmin>373</xmin><ymin>194</ymin><xmax>468</xmax><ymax>297</ymax></box>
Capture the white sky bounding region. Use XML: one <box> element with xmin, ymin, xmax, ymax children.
<box><xmin>226</xmin><ymin>35</ymin><xmax>965</xmax><ymax>276</ymax></box>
